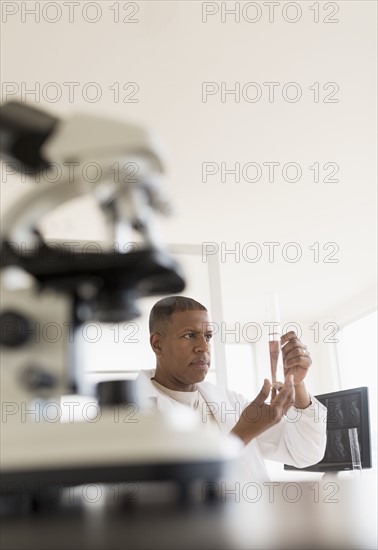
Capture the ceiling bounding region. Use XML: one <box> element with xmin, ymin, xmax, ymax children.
<box><xmin>1</xmin><ymin>1</ymin><xmax>376</xmax><ymax>325</ymax></box>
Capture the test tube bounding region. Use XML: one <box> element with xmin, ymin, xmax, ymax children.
<box><xmin>348</xmin><ymin>427</ymin><xmax>362</xmax><ymax>473</ymax></box>
<box><xmin>266</xmin><ymin>293</ymin><xmax>283</xmax><ymax>389</ymax></box>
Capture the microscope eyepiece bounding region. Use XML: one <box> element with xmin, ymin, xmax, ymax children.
<box><xmin>0</xmin><ymin>101</ymin><xmax>58</xmax><ymax>172</ymax></box>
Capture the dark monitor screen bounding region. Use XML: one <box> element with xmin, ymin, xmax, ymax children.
<box><xmin>284</xmin><ymin>386</ymin><xmax>372</xmax><ymax>473</ymax></box>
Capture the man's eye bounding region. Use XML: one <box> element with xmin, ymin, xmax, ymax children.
<box><xmin>205</xmin><ymin>334</ymin><xmax>212</xmax><ymax>342</ymax></box>
<box><xmin>184</xmin><ymin>333</ymin><xmax>194</xmax><ymax>339</ymax></box>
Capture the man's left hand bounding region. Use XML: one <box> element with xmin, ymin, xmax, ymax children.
<box><xmin>281</xmin><ymin>331</ymin><xmax>312</xmax><ymax>385</ymax></box>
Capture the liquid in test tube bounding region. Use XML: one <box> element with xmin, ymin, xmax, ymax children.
<box><xmin>266</xmin><ymin>293</ymin><xmax>284</xmax><ymax>390</ymax></box>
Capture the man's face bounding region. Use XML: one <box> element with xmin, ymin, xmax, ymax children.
<box><xmin>151</xmin><ymin>310</ymin><xmax>212</xmax><ymax>391</ymax></box>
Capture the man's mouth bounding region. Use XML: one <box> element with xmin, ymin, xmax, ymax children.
<box><xmin>190</xmin><ymin>360</ymin><xmax>209</xmax><ymax>369</ymax></box>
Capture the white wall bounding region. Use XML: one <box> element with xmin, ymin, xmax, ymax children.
<box><xmin>1</xmin><ymin>1</ymin><xmax>376</xmax><ymax>325</ymax></box>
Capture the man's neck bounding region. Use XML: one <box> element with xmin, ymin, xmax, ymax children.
<box><xmin>152</xmin><ymin>374</ymin><xmax>197</xmax><ymax>392</ymax></box>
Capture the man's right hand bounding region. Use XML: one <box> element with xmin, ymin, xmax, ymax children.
<box><xmin>230</xmin><ymin>374</ymin><xmax>295</xmax><ymax>446</ymax></box>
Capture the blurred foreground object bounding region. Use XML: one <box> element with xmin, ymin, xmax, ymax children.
<box><xmin>0</xmin><ymin>100</ymin><xmax>186</xmax><ymax>402</ymax></box>
<box><xmin>0</xmin><ymin>103</ymin><xmax>243</xmax><ymax>550</ymax></box>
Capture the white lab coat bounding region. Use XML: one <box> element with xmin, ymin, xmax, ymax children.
<box><xmin>136</xmin><ymin>369</ymin><xmax>327</xmax><ymax>481</ymax></box>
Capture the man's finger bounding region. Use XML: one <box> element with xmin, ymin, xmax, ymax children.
<box><xmin>281</xmin><ymin>331</ymin><xmax>299</xmax><ymax>345</ymax></box>
<box><xmin>282</xmin><ymin>340</ymin><xmax>306</xmax><ymax>354</ymax></box>
<box><xmin>254</xmin><ymin>379</ymin><xmax>271</xmax><ymax>406</ymax></box>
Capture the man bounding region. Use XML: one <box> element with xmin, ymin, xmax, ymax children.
<box><xmin>136</xmin><ymin>296</ymin><xmax>327</xmax><ymax>480</ymax></box>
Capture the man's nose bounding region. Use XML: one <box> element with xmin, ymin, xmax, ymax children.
<box><xmin>194</xmin><ymin>336</ymin><xmax>209</xmax><ymax>351</ymax></box>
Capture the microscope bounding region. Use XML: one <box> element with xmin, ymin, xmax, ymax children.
<box><xmin>0</xmin><ymin>102</ymin><xmax>240</xmax><ymax>511</ymax></box>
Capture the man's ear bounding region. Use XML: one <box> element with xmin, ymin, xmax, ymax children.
<box><xmin>150</xmin><ymin>332</ymin><xmax>163</xmax><ymax>356</ymax></box>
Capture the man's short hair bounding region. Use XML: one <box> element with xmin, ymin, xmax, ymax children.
<box><xmin>149</xmin><ymin>296</ymin><xmax>207</xmax><ymax>334</ymax></box>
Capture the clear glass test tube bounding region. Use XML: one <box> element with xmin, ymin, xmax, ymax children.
<box><xmin>266</xmin><ymin>293</ymin><xmax>283</xmax><ymax>387</ymax></box>
<box><xmin>348</xmin><ymin>427</ymin><xmax>362</xmax><ymax>474</ymax></box>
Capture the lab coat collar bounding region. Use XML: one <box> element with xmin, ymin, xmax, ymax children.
<box><xmin>198</xmin><ymin>380</ymin><xmax>241</xmax><ymax>436</ymax></box>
